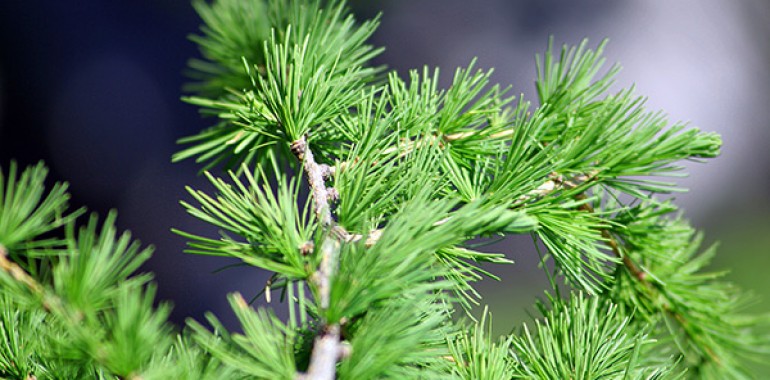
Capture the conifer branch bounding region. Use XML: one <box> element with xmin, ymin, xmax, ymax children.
<box><xmin>0</xmin><ymin>1</ymin><xmax>753</xmax><ymax>378</ymax></box>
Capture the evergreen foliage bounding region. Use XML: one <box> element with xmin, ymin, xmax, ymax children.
<box><xmin>1</xmin><ymin>0</ymin><xmax>768</xmax><ymax>379</ymax></box>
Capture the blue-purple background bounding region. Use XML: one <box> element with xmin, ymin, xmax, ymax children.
<box><xmin>2</xmin><ymin>0</ymin><xmax>769</xmax><ymax>355</ymax></box>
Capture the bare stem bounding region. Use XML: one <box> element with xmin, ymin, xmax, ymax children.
<box><xmin>291</xmin><ymin>136</ymin><xmax>333</xmax><ymax>227</ymax></box>
<box><xmin>291</xmin><ymin>136</ymin><xmax>342</xmax><ymax>380</ymax></box>
<box><xmin>299</xmin><ymin>324</ymin><xmax>342</xmax><ymax>380</ymax></box>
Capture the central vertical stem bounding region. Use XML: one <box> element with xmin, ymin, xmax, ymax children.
<box><xmin>291</xmin><ymin>136</ymin><xmax>342</xmax><ymax>380</ymax></box>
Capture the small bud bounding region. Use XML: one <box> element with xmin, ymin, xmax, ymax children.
<box><xmin>319</xmin><ymin>164</ymin><xmax>334</xmax><ymax>180</ymax></box>
<box><xmin>299</xmin><ymin>241</ymin><xmax>315</xmax><ymax>256</ymax></box>
<box><xmin>326</xmin><ymin>187</ymin><xmax>339</xmax><ymax>202</ymax></box>
<box><xmin>290</xmin><ymin>138</ymin><xmax>306</xmax><ymax>158</ymax></box>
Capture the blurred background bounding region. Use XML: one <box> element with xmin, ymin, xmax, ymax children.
<box><xmin>1</xmin><ymin>0</ymin><xmax>769</xmax><ymax>364</ymax></box>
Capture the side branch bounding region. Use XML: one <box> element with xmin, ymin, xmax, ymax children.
<box><xmin>574</xmin><ymin>192</ymin><xmax>720</xmax><ymax>363</ymax></box>
<box><xmin>0</xmin><ymin>244</ymin><xmax>66</xmax><ymax>317</ymax></box>
<box><xmin>329</xmin><ymin>171</ymin><xmax>598</xmax><ymax>248</ymax></box>
<box><xmin>512</xmin><ymin>169</ymin><xmax>648</xmax><ymax>280</ymax></box>
<box><xmin>0</xmin><ymin>244</ymin><xmax>43</xmax><ymax>294</ymax></box>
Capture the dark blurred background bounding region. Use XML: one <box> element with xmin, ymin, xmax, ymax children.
<box><xmin>2</xmin><ymin>0</ymin><xmax>769</xmax><ymax>362</ymax></box>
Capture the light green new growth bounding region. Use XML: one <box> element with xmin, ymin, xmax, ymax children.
<box><xmin>1</xmin><ymin>0</ymin><xmax>768</xmax><ymax>379</ymax></box>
